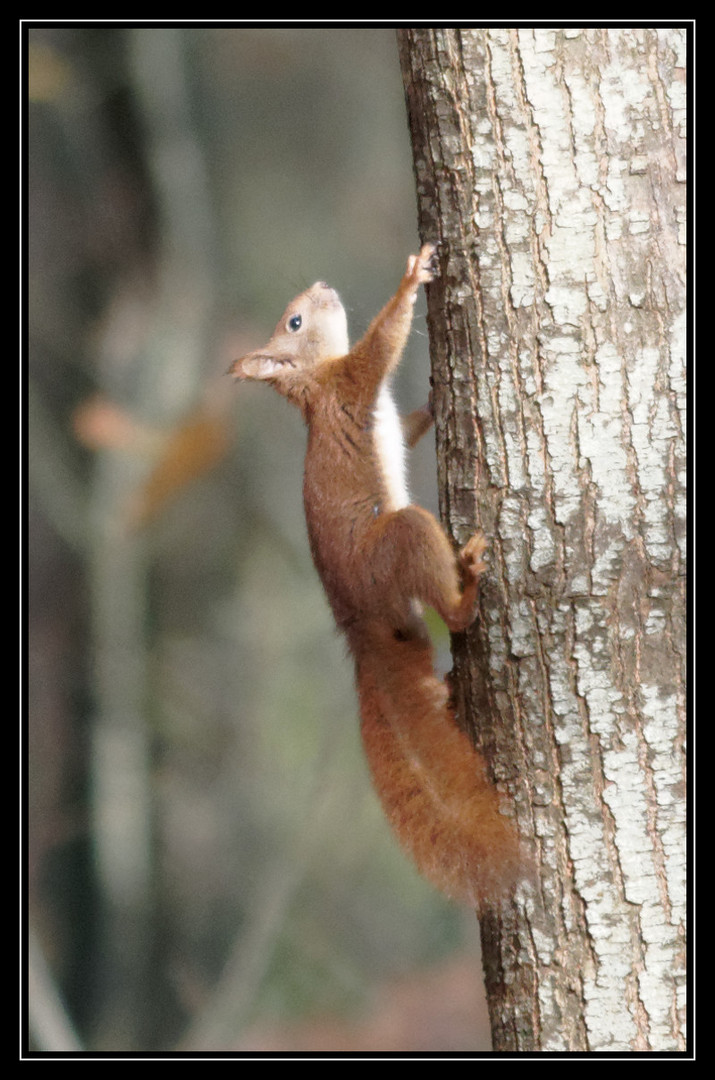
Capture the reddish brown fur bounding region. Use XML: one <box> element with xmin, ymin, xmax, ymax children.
<box><xmin>351</xmin><ymin>622</ymin><xmax>520</xmax><ymax>904</ymax></box>
<box><xmin>231</xmin><ymin>246</ymin><xmax>520</xmax><ymax>905</ymax></box>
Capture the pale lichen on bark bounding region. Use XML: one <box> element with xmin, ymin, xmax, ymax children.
<box><xmin>400</xmin><ymin>25</ymin><xmax>687</xmax><ymax>1052</ymax></box>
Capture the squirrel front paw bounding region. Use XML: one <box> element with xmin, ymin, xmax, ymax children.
<box><xmin>405</xmin><ymin>243</ymin><xmax>439</xmax><ymax>288</ymax></box>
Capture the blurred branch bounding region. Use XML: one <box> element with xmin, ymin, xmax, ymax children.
<box><xmin>72</xmin><ymin>389</ymin><xmax>233</xmax><ymax>530</ymax></box>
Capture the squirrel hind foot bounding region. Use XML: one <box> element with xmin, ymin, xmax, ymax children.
<box><xmin>460</xmin><ymin>531</ymin><xmax>488</xmax><ymax>578</ymax></box>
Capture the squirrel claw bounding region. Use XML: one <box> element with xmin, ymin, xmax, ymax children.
<box><xmin>406</xmin><ymin>243</ymin><xmax>439</xmax><ymax>287</ymax></box>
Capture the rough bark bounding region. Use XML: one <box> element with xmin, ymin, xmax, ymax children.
<box><xmin>398</xmin><ymin>26</ymin><xmax>687</xmax><ymax>1053</ymax></box>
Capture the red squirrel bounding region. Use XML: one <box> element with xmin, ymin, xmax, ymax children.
<box><xmin>231</xmin><ymin>245</ymin><xmax>519</xmax><ymax>906</ymax></box>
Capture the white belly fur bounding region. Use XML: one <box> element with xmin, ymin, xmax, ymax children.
<box><xmin>373</xmin><ymin>382</ymin><xmax>409</xmax><ymax>510</ymax></box>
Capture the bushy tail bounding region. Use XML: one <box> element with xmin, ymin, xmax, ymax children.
<box><xmin>348</xmin><ymin>621</ymin><xmax>521</xmax><ymax>907</ymax></box>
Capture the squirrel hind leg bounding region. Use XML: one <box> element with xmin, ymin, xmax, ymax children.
<box><xmin>368</xmin><ymin>507</ymin><xmax>487</xmax><ymax>633</ymax></box>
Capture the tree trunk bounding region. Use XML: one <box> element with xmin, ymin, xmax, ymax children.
<box><xmin>398</xmin><ymin>27</ymin><xmax>687</xmax><ymax>1053</ymax></box>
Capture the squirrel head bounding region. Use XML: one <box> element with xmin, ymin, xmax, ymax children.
<box><xmin>230</xmin><ymin>282</ymin><xmax>349</xmax><ymax>391</ymax></box>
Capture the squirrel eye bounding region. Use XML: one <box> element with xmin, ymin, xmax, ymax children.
<box><xmin>287</xmin><ymin>313</ymin><xmax>302</xmax><ymax>332</ymax></box>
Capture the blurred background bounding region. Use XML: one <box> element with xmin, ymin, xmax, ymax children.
<box><xmin>26</xmin><ymin>25</ymin><xmax>489</xmax><ymax>1053</ymax></box>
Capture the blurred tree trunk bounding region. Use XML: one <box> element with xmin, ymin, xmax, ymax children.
<box><xmin>86</xmin><ymin>28</ymin><xmax>220</xmax><ymax>1049</ymax></box>
<box><xmin>398</xmin><ymin>27</ymin><xmax>687</xmax><ymax>1053</ymax></box>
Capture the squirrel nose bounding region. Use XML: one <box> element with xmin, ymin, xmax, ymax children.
<box><xmin>311</xmin><ymin>281</ymin><xmax>341</xmax><ymax>303</ymax></box>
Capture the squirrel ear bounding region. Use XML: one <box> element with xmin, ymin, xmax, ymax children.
<box><xmin>229</xmin><ymin>352</ymin><xmax>290</xmax><ymax>381</ymax></box>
